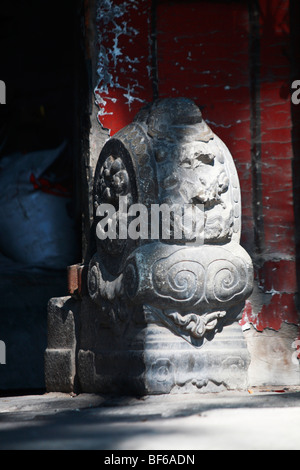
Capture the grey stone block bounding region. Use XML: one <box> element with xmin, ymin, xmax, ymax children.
<box><xmin>44</xmin><ymin>349</ymin><xmax>75</xmax><ymax>393</ymax></box>
<box><xmin>44</xmin><ymin>296</ymin><xmax>80</xmax><ymax>393</ymax></box>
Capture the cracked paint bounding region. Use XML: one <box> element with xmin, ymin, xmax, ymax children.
<box><xmin>240</xmin><ymin>294</ymin><xmax>299</xmax><ymax>333</ymax></box>
<box><xmin>94</xmin><ymin>0</ymin><xmax>153</xmax><ymax>135</ymax></box>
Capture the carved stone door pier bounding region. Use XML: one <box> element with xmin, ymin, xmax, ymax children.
<box><xmin>45</xmin><ymin>98</ymin><xmax>254</xmax><ymax>395</ymax></box>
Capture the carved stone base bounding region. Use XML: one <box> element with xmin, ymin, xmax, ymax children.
<box><xmin>78</xmin><ymin>324</ymin><xmax>250</xmax><ymax>395</ymax></box>
<box><xmin>45</xmin><ymin>295</ymin><xmax>250</xmax><ymax>395</ymax></box>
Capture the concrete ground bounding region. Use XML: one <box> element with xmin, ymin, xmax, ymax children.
<box><xmin>0</xmin><ymin>387</ymin><xmax>300</xmax><ymax>450</ymax></box>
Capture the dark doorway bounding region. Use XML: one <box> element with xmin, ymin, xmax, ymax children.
<box><xmin>0</xmin><ymin>0</ymin><xmax>86</xmax><ymax>391</ymax></box>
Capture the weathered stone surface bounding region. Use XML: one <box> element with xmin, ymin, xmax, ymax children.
<box><xmin>88</xmin><ymin>98</ymin><xmax>253</xmax><ymax>344</ymax></box>
<box><xmin>243</xmin><ymin>322</ymin><xmax>300</xmax><ymax>387</ymax></box>
<box><xmin>44</xmin><ymin>349</ymin><xmax>76</xmax><ymax>393</ymax></box>
<box><xmin>75</xmin><ymin>317</ymin><xmax>250</xmax><ymax>395</ymax></box>
<box><xmin>45</xmin><ymin>98</ymin><xmax>253</xmax><ymax>395</ymax></box>
<box><xmin>44</xmin><ymin>297</ymin><xmax>80</xmax><ymax>393</ymax></box>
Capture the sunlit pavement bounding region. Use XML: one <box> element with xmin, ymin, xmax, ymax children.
<box><xmin>0</xmin><ymin>388</ymin><xmax>300</xmax><ymax>450</ymax></box>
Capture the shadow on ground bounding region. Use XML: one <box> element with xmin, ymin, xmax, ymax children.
<box><xmin>0</xmin><ymin>390</ymin><xmax>300</xmax><ymax>449</ymax></box>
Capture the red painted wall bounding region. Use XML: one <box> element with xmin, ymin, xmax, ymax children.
<box><xmin>94</xmin><ymin>0</ymin><xmax>300</xmax><ymax>333</ymax></box>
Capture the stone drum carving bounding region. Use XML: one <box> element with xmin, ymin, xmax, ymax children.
<box><xmin>45</xmin><ymin>97</ymin><xmax>253</xmax><ymax>396</ymax></box>
<box><xmin>88</xmin><ymin>98</ymin><xmax>253</xmax><ymax>348</ymax></box>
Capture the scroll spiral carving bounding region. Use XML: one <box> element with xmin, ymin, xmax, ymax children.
<box><xmin>206</xmin><ymin>259</ymin><xmax>248</xmax><ymax>303</ymax></box>
<box><xmin>151</xmin><ymin>249</ymin><xmax>249</xmax><ymax>308</ymax></box>
<box><xmin>152</xmin><ymin>259</ymin><xmax>206</xmax><ymax>303</ymax></box>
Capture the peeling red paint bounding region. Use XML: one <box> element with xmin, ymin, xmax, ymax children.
<box><xmin>238</xmin><ymin>0</ymin><xmax>299</xmax><ymax>334</ymax></box>
<box><xmin>240</xmin><ymin>294</ymin><xmax>299</xmax><ymax>332</ymax></box>
<box><xmin>94</xmin><ymin>0</ymin><xmax>153</xmax><ymax>135</ymax></box>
